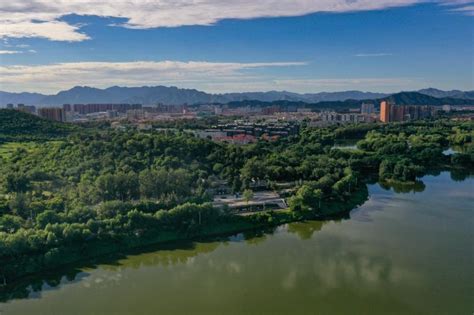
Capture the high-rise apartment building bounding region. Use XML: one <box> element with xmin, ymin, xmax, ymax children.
<box><xmin>38</xmin><ymin>107</ymin><xmax>65</xmax><ymax>122</ymax></box>
<box><xmin>380</xmin><ymin>101</ymin><xmax>433</xmax><ymax>123</ymax></box>
<box><xmin>361</xmin><ymin>103</ymin><xmax>375</xmax><ymax>115</ymax></box>
<box><xmin>63</xmin><ymin>104</ymin><xmax>72</xmax><ymax>112</ymax></box>
<box><xmin>72</xmin><ymin>103</ymin><xmax>142</xmax><ymax>114</ymax></box>
<box><xmin>380</xmin><ymin>101</ymin><xmax>391</xmax><ymax>123</ymax></box>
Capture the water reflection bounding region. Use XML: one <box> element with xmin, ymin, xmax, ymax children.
<box><xmin>0</xmin><ymin>269</ymin><xmax>88</xmax><ymax>302</ymax></box>
<box><xmin>442</xmin><ymin>145</ymin><xmax>468</xmax><ymax>156</ymax></box>
<box><xmin>1</xmin><ymin>171</ymin><xmax>472</xmax><ymax>315</ymax></box>
<box><xmin>286</xmin><ymin>221</ymin><xmax>324</xmax><ymax>240</ymax></box>
<box><xmin>0</xmin><ymin>225</ymin><xmax>318</xmax><ymax>303</ymax></box>
<box><xmin>331</xmin><ymin>139</ymin><xmax>360</xmax><ymax>150</ymax></box>
<box><xmin>379</xmin><ymin>179</ymin><xmax>426</xmax><ymax>193</ymax></box>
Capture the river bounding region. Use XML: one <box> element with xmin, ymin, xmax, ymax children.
<box><xmin>1</xmin><ymin>172</ymin><xmax>473</xmax><ymax>315</ymax></box>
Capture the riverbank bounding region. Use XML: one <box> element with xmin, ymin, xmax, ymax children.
<box><xmin>0</xmin><ymin>186</ymin><xmax>368</xmax><ymax>291</ymax></box>
<box><xmin>3</xmin><ymin>172</ymin><xmax>473</xmax><ymax>315</ymax></box>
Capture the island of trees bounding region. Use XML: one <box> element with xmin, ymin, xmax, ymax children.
<box><xmin>0</xmin><ymin>109</ymin><xmax>472</xmax><ymax>285</ymax></box>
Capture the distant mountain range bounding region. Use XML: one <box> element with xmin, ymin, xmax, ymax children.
<box><xmin>379</xmin><ymin>91</ymin><xmax>474</xmax><ymax>106</ymax></box>
<box><xmin>225</xmin><ymin>92</ymin><xmax>474</xmax><ymax>109</ymax></box>
<box><xmin>1</xmin><ymin>86</ymin><xmax>473</xmax><ymax>106</ymax></box>
<box><xmin>417</xmin><ymin>88</ymin><xmax>474</xmax><ymax>100</ymax></box>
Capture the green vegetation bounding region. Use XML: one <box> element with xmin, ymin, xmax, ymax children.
<box><xmin>0</xmin><ymin>110</ymin><xmax>473</xmax><ymax>284</ymax></box>
<box><xmin>0</xmin><ymin>109</ymin><xmax>77</xmax><ymax>142</ymax></box>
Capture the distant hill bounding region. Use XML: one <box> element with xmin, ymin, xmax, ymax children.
<box><xmin>0</xmin><ymin>109</ymin><xmax>76</xmax><ymax>139</ymax></box>
<box><xmin>1</xmin><ymin>85</ymin><xmax>473</xmax><ymax>106</ymax></box>
<box><xmin>0</xmin><ymin>86</ymin><xmax>392</xmax><ymax>106</ymax></box>
<box><xmin>417</xmin><ymin>88</ymin><xmax>474</xmax><ymax>100</ymax></box>
<box><xmin>302</xmin><ymin>91</ymin><xmax>388</xmax><ymax>102</ymax></box>
<box><xmin>38</xmin><ymin>86</ymin><xmax>225</xmax><ymax>105</ymax></box>
<box><xmin>380</xmin><ymin>92</ymin><xmax>474</xmax><ymax>106</ymax></box>
<box><xmin>218</xmin><ymin>90</ymin><xmax>388</xmax><ymax>103</ymax></box>
<box><xmin>1</xmin><ymin>86</ymin><xmax>388</xmax><ymax>106</ymax></box>
<box><xmin>225</xmin><ymin>92</ymin><xmax>474</xmax><ymax>111</ymax></box>
<box><xmin>0</xmin><ymin>91</ymin><xmax>45</xmax><ymax>105</ymax></box>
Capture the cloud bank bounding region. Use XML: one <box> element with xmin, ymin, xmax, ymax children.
<box><xmin>0</xmin><ymin>0</ymin><xmax>471</xmax><ymax>41</ymax></box>
<box><xmin>0</xmin><ymin>50</ymin><xmax>21</xmax><ymax>54</ymax></box>
<box><xmin>0</xmin><ymin>60</ymin><xmax>306</xmax><ymax>93</ymax></box>
<box><xmin>0</xmin><ymin>60</ymin><xmax>424</xmax><ymax>94</ymax></box>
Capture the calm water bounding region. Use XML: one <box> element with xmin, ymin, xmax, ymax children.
<box><xmin>1</xmin><ymin>172</ymin><xmax>473</xmax><ymax>315</ymax></box>
<box><xmin>443</xmin><ymin>145</ymin><xmax>469</xmax><ymax>156</ymax></box>
<box><xmin>332</xmin><ymin>139</ymin><xmax>359</xmax><ymax>150</ymax></box>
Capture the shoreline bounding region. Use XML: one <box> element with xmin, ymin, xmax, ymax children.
<box><xmin>0</xmin><ymin>186</ymin><xmax>368</xmax><ymax>296</ymax></box>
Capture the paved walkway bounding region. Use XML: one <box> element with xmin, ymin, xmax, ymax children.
<box><xmin>213</xmin><ymin>191</ymin><xmax>287</xmax><ymax>210</ymax></box>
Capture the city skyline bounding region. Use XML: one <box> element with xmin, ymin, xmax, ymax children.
<box><xmin>0</xmin><ymin>1</ymin><xmax>473</xmax><ymax>94</ymax></box>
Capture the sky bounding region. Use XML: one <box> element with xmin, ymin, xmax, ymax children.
<box><xmin>0</xmin><ymin>0</ymin><xmax>473</xmax><ymax>94</ymax></box>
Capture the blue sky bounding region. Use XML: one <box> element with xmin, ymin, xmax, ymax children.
<box><xmin>0</xmin><ymin>1</ymin><xmax>472</xmax><ymax>94</ymax></box>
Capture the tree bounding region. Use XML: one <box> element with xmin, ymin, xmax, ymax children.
<box><xmin>36</xmin><ymin>210</ymin><xmax>61</xmax><ymax>228</ymax></box>
<box><xmin>5</xmin><ymin>173</ymin><xmax>30</xmax><ymax>193</ymax></box>
<box><xmin>0</xmin><ymin>214</ymin><xmax>23</xmax><ymax>233</ymax></box>
<box><xmin>231</xmin><ymin>176</ymin><xmax>242</xmax><ymax>193</ymax></box>
<box><xmin>243</xmin><ymin>189</ymin><xmax>254</xmax><ymax>205</ymax></box>
<box><xmin>96</xmin><ymin>172</ymin><xmax>139</xmax><ymax>201</ymax></box>
<box><xmin>241</xmin><ymin>158</ymin><xmax>266</xmax><ymax>182</ymax></box>
<box><xmin>314</xmin><ymin>189</ymin><xmax>323</xmax><ymax>210</ymax></box>
<box><xmin>9</xmin><ymin>193</ymin><xmax>31</xmax><ymax>219</ymax></box>
<box><xmin>288</xmin><ymin>195</ymin><xmax>304</xmax><ymax>212</ymax></box>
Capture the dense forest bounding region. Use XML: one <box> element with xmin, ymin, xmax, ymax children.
<box><xmin>0</xmin><ymin>109</ymin><xmax>473</xmax><ymax>284</ymax></box>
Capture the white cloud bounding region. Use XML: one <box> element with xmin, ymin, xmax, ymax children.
<box><xmin>0</xmin><ymin>59</ymin><xmax>429</xmax><ymax>93</ymax></box>
<box><xmin>449</xmin><ymin>4</ymin><xmax>474</xmax><ymax>15</ymax></box>
<box><xmin>0</xmin><ymin>1</ymin><xmax>471</xmax><ymax>42</ymax></box>
<box><xmin>272</xmin><ymin>78</ymin><xmax>422</xmax><ymax>89</ymax></box>
<box><xmin>0</xmin><ymin>20</ymin><xmax>89</xmax><ymax>42</ymax></box>
<box><xmin>0</xmin><ymin>50</ymin><xmax>22</xmax><ymax>54</ymax></box>
<box><xmin>0</xmin><ymin>60</ymin><xmax>306</xmax><ymax>93</ymax></box>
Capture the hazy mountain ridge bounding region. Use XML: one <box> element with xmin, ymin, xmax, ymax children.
<box><xmin>417</xmin><ymin>88</ymin><xmax>474</xmax><ymax>99</ymax></box>
<box><xmin>1</xmin><ymin>85</ymin><xmax>473</xmax><ymax>106</ymax></box>
<box><xmin>0</xmin><ymin>91</ymin><xmax>46</xmax><ymax>105</ymax></box>
<box><xmin>226</xmin><ymin>92</ymin><xmax>474</xmax><ymax>109</ymax></box>
<box><xmin>380</xmin><ymin>92</ymin><xmax>474</xmax><ymax>106</ymax></box>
